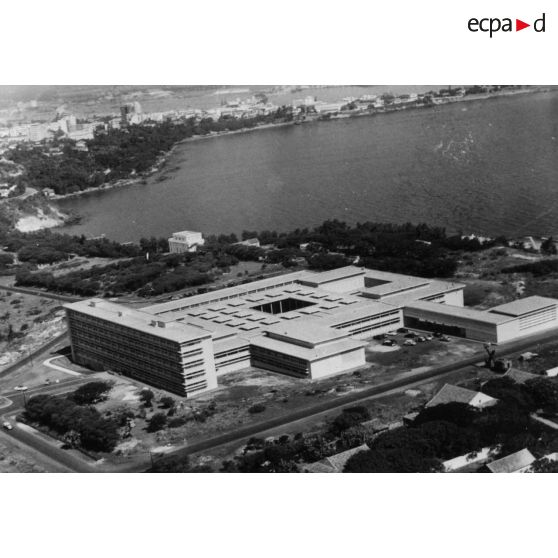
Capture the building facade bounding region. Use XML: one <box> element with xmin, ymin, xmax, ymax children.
<box><xmin>168</xmin><ymin>230</ymin><xmax>205</xmax><ymax>253</ymax></box>
<box><xmin>66</xmin><ymin>299</ymin><xmax>217</xmax><ymax>397</ymax></box>
<box><xmin>65</xmin><ymin>266</ymin><xmax>558</xmax><ymax>397</ymax></box>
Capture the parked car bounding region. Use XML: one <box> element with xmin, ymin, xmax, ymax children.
<box><xmin>382</xmin><ymin>339</ymin><xmax>397</xmax><ymax>347</ymax></box>
<box><xmin>386</xmin><ymin>331</ymin><xmax>397</xmax><ymax>336</ymax></box>
<box><xmin>416</xmin><ymin>336</ymin><xmax>426</xmax><ymax>342</ymax></box>
<box><xmin>403</xmin><ymin>339</ymin><xmax>417</xmax><ymax>346</ymax></box>
<box><xmin>397</xmin><ymin>327</ymin><xmax>408</xmax><ymax>334</ymax></box>
<box><xmin>425</xmin><ymin>335</ymin><xmax>434</xmax><ymax>341</ymax></box>
<box><xmin>373</xmin><ymin>334</ymin><xmax>386</xmax><ymax>340</ymax></box>
<box><xmin>440</xmin><ymin>335</ymin><xmax>451</xmax><ymax>342</ymax></box>
<box><xmin>2</xmin><ymin>421</ymin><xmax>13</xmax><ymax>430</ymax></box>
<box><xmin>433</xmin><ymin>332</ymin><xmax>443</xmax><ymax>338</ymax></box>
<box><xmin>13</xmin><ymin>385</ymin><xmax>28</xmax><ymax>391</ymax></box>
<box><xmin>404</xmin><ymin>332</ymin><xmax>417</xmax><ymax>338</ymax></box>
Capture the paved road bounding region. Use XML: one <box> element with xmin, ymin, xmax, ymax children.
<box><xmin>1</xmin><ymin>379</ymin><xmax>98</xmax><ymax>473</ymax></box>
<box><xmin>0</xmin><ymin>284</ymin><xmax>81</xmax><ymax>304</ymax></box>
<box><xmin>2</xmin><ymin>421</ymin><xmax>95</xmax><ymax>473</ymax></box>
<box><xmin>0</xmin><ymin>331</ymin><xmax>69</xmax><ymax>380</ymax></box>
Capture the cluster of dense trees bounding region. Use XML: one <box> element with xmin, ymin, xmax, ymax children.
<box><xmin>2</xmin><ymin>229</ymin><xmax>141</xmax><ymax>265</ymax></box>
<box><xmin>148</xmin><ymin>376</ymin><xmax>558</xmax><ymax>473</ymax></box>
<box><xmin>10</xmin><ymin>218</ymin><xmax>507</xmax><ymax>298</ymax></box>
<box><xmin>344</xmin><ymin>377</ymin><xmax>558</xmax><ymax>473</ymax></box>
<box><xmin>234</xmin><ymin>220</ymin><xmax>502</xmax><ymax>277</ymax></box>
<box><xmin>24</xmin><ymin>382</ymin><xmax>119</xmax><ymax>453</ymax></box>
<box><xmin>150</xmin><ymin>454</ymin><xmax>213</xmax><ymax>473</ymax></box>
<box><xmin>71</xmin><ymin>381</ymin><xmax>113</xmax><ymax>405</ymax></box>
<box><xmin>15</xmin><ymin>250</ymin><xmax>219</xmax><ymax>297</ymax></box>
<box><xmin>6</xmin><ymin>110</ymin><xmax>294</xmax><ymax>195</ymax></box>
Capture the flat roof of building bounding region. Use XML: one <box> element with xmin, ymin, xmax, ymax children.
<box><xmin>298</xmin><ymin>266</ymin><xmax>366</xmax><ymax>285</ymax></box>
<box><xmin>319</xmin><ymin>301</ymin><xmax>401</xmax><ymax>328</ymax></box>
<box><xmin>251</xmin><ymin>334</ymin><xmax>366</xmax><ymax>362</ymax></box>
<box><xmin>371</xmin><ymin>280</ymin><xmax>465</xmax><ymax>308</ymax></box>
<box><xmin>405</xmin><ymin>300</ymin><xmax>512</xmax><ymax>324</ymax></box>
<box><xmin>264</xmin><ymin>321</ymin><xmax>349</xmax><ymax>347</ymax></box>
<box><xmin>65</xmin><ymin>299</ymin><xmax>211</xmax><ymax>344</ymax></box>
<box><xmin>142</xmin><ymin>271</ymin><xmax>307</xmax><ymax>315</ymax></box>
<box><xmin>489</xmin><ymin>296</ymin><xmax>558</xmax><ymax>318</ymax></box>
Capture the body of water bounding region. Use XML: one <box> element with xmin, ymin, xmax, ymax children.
<box><xmin>58</xmin><ymin>90</ymin><xmax>558</xmax><ymax>242</ymax></box>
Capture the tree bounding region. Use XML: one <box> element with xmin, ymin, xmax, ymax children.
<box><xmin>531</xmin><ymin>458</ymin><xmax>558</xmax><ymax>473</ymax></box>
<box><xmin>72</xmin><ymin>381</ymin><xmax>113</xmax><ymax>405</ymax></box>
<box><xmin>480</xmin><ymin>377</ymin><xmax>534</xmax><ymax>409</ymax></box>
<box><xmin>248</xmin><ymin>404</ymin><xmax>266</xmax><ymax>414</ymax></box>
<box><xmin>62</xmin><ymin>430</ymin><xmax>81</xmax><ymax>448</ymax></box>
<box><xmin>329</xmin><ymin>406</ymin><xmax>371</xmax><ymax>435</ymax></box>
<box><xmin>523</xmin><ymin>378</ymin><xmax>558</xmax><ymax>413</ymax></box>
<box><xmin>140</xmin><ymin>389</ymin><xmax>155</xmax><ymax>407</ymax></box>
<box><xmin>150</xmin><ymin>455</ymin><xmax>190</xmax><ymax>472</ymax></box>
<box><xmin>160</xmin><ymin>396</ymin><xmax>175</xmax><ymax>409</ymax></box>
<box><xmin>541</xmin><ymin>237</ymin><xmax>557</xmax><ymax>255</ymax></box>
<box><xmin>147</xmin><ymin>412</ymin><xmax>167</xmax><ymax>432</ymax></box>
<box><xmin>343</xmin><ymin>448</ymin><xmax>442</xmax><ymax>473</ymax></box>
<box><xmin>112</xmin><ymin>405</ymin><xmax>135</xmax><ymax>427</ymax></box>
<box><xmin>413</xmin><ymin>402</ymin><xmax>479</xmax><ymax>428</ymax></box>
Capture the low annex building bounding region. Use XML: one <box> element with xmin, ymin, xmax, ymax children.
<box><xmin>64</xmin><ymin>266</ymin><xmax>558</xmax><ymax>397</ymax></box>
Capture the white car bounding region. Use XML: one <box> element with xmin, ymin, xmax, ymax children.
<box><xmin>13</xmin><ymin>385</ymin><xmax>28</xmax><ymax>391</ymax></box>
<box><xmin>2</xmin><ymin>421</ymin><xmax>13</xmax><ymax>430</ymax></box>
<box><xmin>403</xmin><ymin>339</ymin><xmax>417</xmax><ymax>346</ymax></box>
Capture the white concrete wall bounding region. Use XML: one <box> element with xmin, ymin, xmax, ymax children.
<box><xmin>309</xmin><ymin>348</ymin><xmax>365</xmax><ymax>379</ymax></box>
<box><xmin>470</xmin><ymin>393</ymin><xmax>498</xmax><ymax>408</ymax></box>
<box><xmin>186</xmin><ymin>337</ymin><xmax>218</xmax><ymax>392</ymax></box>
<box><xmin>496</xmin><ymin>316</ymin><xmax>558</xmax><ymax>344</ymax></box>
<box><xmin>444</xmin><ymin>289</ymin><xmax>464</xmax><ymax>306</ymax></box>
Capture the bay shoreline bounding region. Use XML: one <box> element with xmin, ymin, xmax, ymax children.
<box><xmin>51</xmin><ymin>86</ymin><xmax>550</xmax><ymax>208</ymax></box>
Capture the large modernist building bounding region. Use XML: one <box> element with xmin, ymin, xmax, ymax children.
<box><xmin>65</xmin><ymin>266</ymin><xmax>558</xmax><ymax>397</ymax></box>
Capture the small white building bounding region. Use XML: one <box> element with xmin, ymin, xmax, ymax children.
<box><xmin>168</xmin><ymin>230</ymin><xmax>205</xmax><ymax>253</ymax></box>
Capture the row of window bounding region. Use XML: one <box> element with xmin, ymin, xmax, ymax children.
<box><xmin>333</xmin><ymin>310</ymin><xmax>400</xmax><ymax>329</ymax></box>
<box><xmin>72</xmin><ymin>330</ymin><xmax>186</xmax><ymax>368</ymax></box>
<box><xmin>214</xmin><ymin>346</ymin><xmax>250</xmax><ymax>359</ymax></box>
<box><xmin>518</xmin><ymin>308</ymin><xmax>557</xmax><ymax>331</ymax></box>
<box><xmin>75</xmin><ymin>347</ymin><xmax>189</xmax><ymax>395</ymax></box>
<box><xmin>69</xmin><ymin>312</ymin><xmax>179</xmax><ymax>352</ymax></box>
<box><xmin>215</xmin><ymin>355</ymin><xmax>251</xmax><ymax>369</ymax></box>
<box><xmin>347</xmin><ymin>317</ymin><xmax>400</xmax><ymax>336</ymax></box>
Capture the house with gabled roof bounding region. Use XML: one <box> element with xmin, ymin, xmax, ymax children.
<box><xmin>425</xmin><ymin>384</ymin><xmax>498</xmax><ymax>409</ymax></box>
<box><xmin>303</xmin><ymin>444</ymin><xmax>369</xmax><ymax>473</ymax></box>
<box><xmin>486</xmin><ymin>449</ymin><xmax>536</xmax><ymax>473</ymax></box>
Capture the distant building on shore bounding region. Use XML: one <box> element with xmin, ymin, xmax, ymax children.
<box><xmin>168</xmin><ymin>230</ymin><xmax>205</xmax><ymax>253</ymax></box>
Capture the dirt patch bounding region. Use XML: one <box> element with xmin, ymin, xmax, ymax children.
<box><xmin>0</xmin><ymin>289</ymin><xmax>66</xmax><ymax>370</ymax></box>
